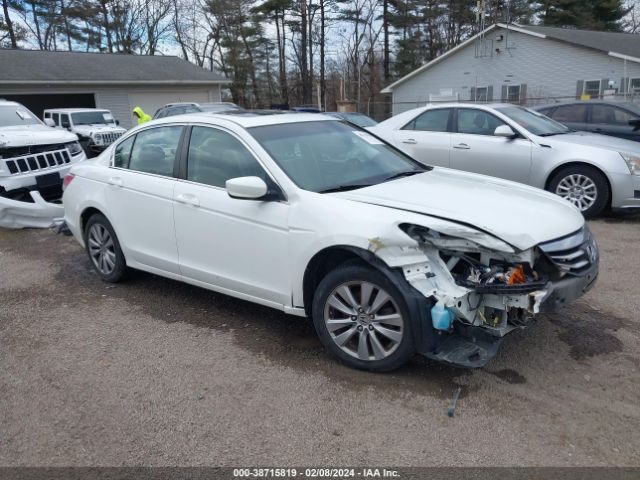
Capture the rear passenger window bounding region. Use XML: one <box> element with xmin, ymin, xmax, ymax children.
<box><xmin>403</xmin><ymin>109</ymin><xmax>451</xmax><ymax>132</ymax></box>
<box><xmin>186</xmin><ymin>126</ymin><xmax>266</xmax><ymax>188</ymax></box>
<box><xmin>113</xmin><ymin>135</ymin><xmax>135</xmax><ymax>168</ymax></box>
<box><xmin>128</xmin><ymin>126</ymin><xmax>182</xmax><ymax>177</ymax></box>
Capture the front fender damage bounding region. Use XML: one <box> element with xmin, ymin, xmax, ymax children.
<box><xmin>367</xmin><ymin>224</ymin><xmax>548</xmax><ymax>368</ymax></box>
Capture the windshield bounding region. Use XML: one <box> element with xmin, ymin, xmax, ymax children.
<box><xmin>71</xmin><ymin>111</ymin><xmax>115</xmax><ymax>125</ymax></box>
<box><xmin>0</xmin><ymin>105</ymin><xmax>41</xmax><ymax>127</ymax></box>
<box><xmin>496</xmin><ymin>106</ymin><xmax>569</xmax><ymax>136</ymax></box>
<box><xmin>249</xmin><ymin>120</ymin><xmax>427</xmax><ymax>193</ymax></box>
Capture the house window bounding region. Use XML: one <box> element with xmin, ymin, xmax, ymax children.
<box><xmin>507</xmin><ymin>85</ymin><xmax>521</xmax><ymax>103</ymax></box>
<box><xmin>629</xmin><ymin>78</ymin><xmax>640</xmax><ymax>93</ymax></box>
<box><xmin>472</xmin><ymin>86</ymin><xmax>488</xmax><ymax>102</ymax></box>
<box><xmin>583</xmin><ymin>80</ymin><xmax>601</xmax><ymax>98</ymax></box>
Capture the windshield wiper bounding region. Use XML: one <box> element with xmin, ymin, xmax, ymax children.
<box><xmin>382</xmin><ymin>170</ymin><xmax>424</xmax><ymax>182</ymax></box>
<box><xmin>319</xmin><ymin>184</ymin><xmax>373</xmax><ymax>194</ymax></box>
<box><xmin>538</xmin><ymin>130</ymin><xmax>574</xmax><ymax>137</ymax></box>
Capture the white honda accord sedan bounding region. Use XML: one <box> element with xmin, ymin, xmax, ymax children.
<box><xmin>63</xmin><ymin>113</ymin><xmax>599</xmax><ymax>371</ymax></box>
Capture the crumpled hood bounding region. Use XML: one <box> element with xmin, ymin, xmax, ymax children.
<box><xmin>543</xmin><ymin>131</ymin><xmax>640</xmax><ymax>154</ymax></box>
<box><xmin>0</xmin><ymin>124</ymin><xmax>78</xmax><ymax>147</ymax></box>
<box><xmin>333</xmin><ymin>168</ymin><xmax>584</xmax><ymax>250</ymax></box>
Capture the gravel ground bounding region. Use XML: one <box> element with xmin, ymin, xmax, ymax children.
<box><xmin>0</xmin><ymin>216</ymin><xmax>639</xmax><ymax>467</ymax></box>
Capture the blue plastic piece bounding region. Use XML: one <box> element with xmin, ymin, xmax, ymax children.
<box><xmin>431</xmin><ymin>302</ymin><xmax>455</xmax><ymax>331</ymax></box>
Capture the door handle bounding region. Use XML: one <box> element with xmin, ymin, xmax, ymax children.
<box><xmin>175</xmin><ymin>193</ymin><xmax>200</xmax><ymax>207</ymax></box>
<box><xmin>107</xmin><ymin>177</ymin><xmax>123</xmax><ymax>187</ymax></box>
<box><xmin>453</xmin><ymin>143</ymin><xmax>470</xmax><ymax>150</ymax></box>
<box><xmin>402</xmin><ymin>138</ymin><xmax>418</xmax><ymax>145</ymax></box>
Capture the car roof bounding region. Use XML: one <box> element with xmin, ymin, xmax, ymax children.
<box><xmin>534</xmin><ymin>101</ymin><xmax>640</xmax><ymax>110</ymax></box>
<box><xmin>44</xmin><ymin>108</ymin><xmax>110</xmax><ymax>112</ymax></box>
<box><xmin>151</xmin><ymin>112</ymin><xmax>337</xmax><ymax>128</ymax></box>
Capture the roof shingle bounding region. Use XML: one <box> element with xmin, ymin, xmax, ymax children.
<box><xmin>0</xmin><ymin>49</ymin><xmax>228</xmax><ymax>83</ymax></box>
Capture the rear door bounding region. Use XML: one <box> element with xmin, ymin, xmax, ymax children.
<box><xmin>450</xmin><ymin>108</ymin><xmax>532</xmax><ymax>184</ymax></box>
<box><xmin>547</xmin><ymin>104</ymin><xmax>588</xmax><ymax>131</ymax></box>
<box><xmin>587</xmin><ymin>104</ymin><xmax>640</xmax><ymax>141</ymax></box>
<box><xmin>106</xmin><ymin>125</ymin><xmax>184</xmax><ymax>274</ymax></box>
<box><xmin>392</xmin><ymin>108</ymin><xmax>452</xmax><ymax>167</ymax></box>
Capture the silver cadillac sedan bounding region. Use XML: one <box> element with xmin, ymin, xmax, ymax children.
<box><xmin>370</xmin><ymin>104</ymin><xmax>640</xmax><ymax>217</ymax></box>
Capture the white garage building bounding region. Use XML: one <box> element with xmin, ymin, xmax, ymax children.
<box><xmin>0</xmin><ymin>49</ymin><xmax>228</xmax><ymax>128</ymax></box>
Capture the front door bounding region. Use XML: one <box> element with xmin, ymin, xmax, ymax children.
<box><xmin>106</xmin><ymin>125</ymin><xmax>183</xmax><ymax>274</ymax></box>
<box><xmin>450</xmin><ymin>108</ymin><xmax>532</xmax><ymax>184</ymax></box>
<box><xmin>173</xmin><ymin>125</ymin><xmax>291</xmax><ymax>307</ymax></box>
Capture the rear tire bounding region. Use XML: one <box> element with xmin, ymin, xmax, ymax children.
<box><xmin>548</xmin><ymin>165</ymin><xmax>609</xmax><ymax>218</ymax></box>
<box><xmin>83</xmin><ymin>213</ymin><xmax>128</xmax><ymax>283</ymax></box>
<box><xmin>311</xmin><ymin>264</ymin><xmax>415</xmax><ymax>372</ymax></box>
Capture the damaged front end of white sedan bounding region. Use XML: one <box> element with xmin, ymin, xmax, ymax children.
<box><xmin>367</xmin><ymin>220</ymin><xmax>599</xmax><ymax>367</ymax></box>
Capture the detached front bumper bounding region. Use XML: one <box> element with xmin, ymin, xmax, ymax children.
<box><xmin>0</xmin><ymin>190</ymin><xmax>64</xmax><ymax>229</ymax></box>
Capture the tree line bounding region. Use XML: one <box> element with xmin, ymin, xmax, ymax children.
<box><xmin>0</xmin><ymin>0</ymin><xmax>635</xmax><ymax>115</ymax></box>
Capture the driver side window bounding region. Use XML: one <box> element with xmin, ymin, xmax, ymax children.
<box><xmin>456</xmin><ymin>109</ymin><xmax>506</xmax><ymax>136</ymax></box>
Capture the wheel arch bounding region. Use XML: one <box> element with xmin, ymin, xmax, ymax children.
<box><xmin>544</xmin><ymin>161</ymin><xmax>612</xmax><ymax>207</ymax></box>
<box><xmin>302</xmin><ymin>245</ymin><xmax>392</xmax><ymax>317</ymax></box>
<box><xmin>80</xmin><ymin>206</ymin><xmax>106</xmax><ymax>234</ymax></box>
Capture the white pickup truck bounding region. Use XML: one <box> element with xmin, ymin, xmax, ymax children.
<box><xmin>44</xmin><ymin>108</ymin><xmax>126</xmax><ymax>158</ymax></box>
<box><xmin>0</xmin><ymin>100</ymin><xmax>86</xmax><ymax>228</ymax></box>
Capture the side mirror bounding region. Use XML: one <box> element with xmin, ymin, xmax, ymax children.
<box><xmin>629</xmin><ymin>119</ymin><xmax>640</xmax><ymax>132</ymax></box>
<box><xmin>61</xmin><ymin>121</ymin><xmax>71</xmax><ymax>129</ymax></box>
<box><xmin>226</xmin><ymin>176</ymin><xmax>269</xmax><ymax>200</ymax></box>
<box><xmin>43</xmin><ymin>118</ymin><xmax>55</xmax><ymax>127</ymax></box>
<box><xmin>115</xmin><ymin>119</ymin><xmax>120</xmax><ymax>126</ymax></box>
<box><xmin>494</xmin><ymin>124</ymin><xmax>516</xmax><ymax>138</ymax></box>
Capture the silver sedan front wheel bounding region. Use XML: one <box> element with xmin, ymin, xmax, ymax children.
<box><xmin>323</xmin><ymin>281</ymin><xmax>404</xmax><ymax>361</ymax></box>
<box><xmin>555</xmin><ymin>173</ymin><xmax>598</xmax><ymax>212</ymax></box>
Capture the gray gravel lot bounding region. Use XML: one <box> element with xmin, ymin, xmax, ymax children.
<box><xmin>1</xmin><ymin>216</ymin><xmax>639</xmax><ymax>467</ymax></box>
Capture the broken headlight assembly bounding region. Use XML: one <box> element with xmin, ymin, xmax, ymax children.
<box><xmin>64</xmin><ymin>141</ymin><xmax>83</xmax><ymax>156</ymax></box>
<box><xmin>400</xmin><ymin>223</ymin><xmax>546</xmax><ymax>295</ymax></box>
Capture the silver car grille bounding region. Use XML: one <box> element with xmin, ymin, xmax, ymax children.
<box><xmin>3</xmin><ymin>148</ymin><xmax>72</xmax><ymax>176</ymax></box>
<box><xmin>538</xmin><ymin>226</ymin><xmax>598</xmax><ymax>275</ymax></box>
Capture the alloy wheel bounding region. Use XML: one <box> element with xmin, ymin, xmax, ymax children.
<box><xmin>87</xmin><ymin>223</ymin><xmax>117</xmax><ymax>275</ymax></box>
<box><xmin>555</xmin><ymin>174</ymin><xmax>598</xmax><ymax>211</ymax></box>
<box><xmin>323</xmin><ymin>281</ymin><xmax>404</xmax><ymax>361</ymax></box>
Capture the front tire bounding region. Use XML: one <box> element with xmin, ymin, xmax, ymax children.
<box><xmin>83</xmin><ymin>213</ymin><xmax>128</xmax><ymax>283</ymax></box>
<box><xmin>548</xmin><ymin>165</ymin><xmax>609</xmax><ymax>217</ymax></box>
<box><xmin>311</xmin><ymin>264</ymin><xmax>415</xmax><ymax>372</ymax></box>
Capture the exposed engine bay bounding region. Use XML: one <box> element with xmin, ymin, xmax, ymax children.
<box><xmin>378</xmin><ymin>224</ymin><xmax>561</xmax><ymax>339</ymax></box>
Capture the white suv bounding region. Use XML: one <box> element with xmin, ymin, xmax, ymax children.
<box><xmin>44</xmin><ymin>108</ymin><xmax>126</xmax><ymax>158</ymax></box>
<box><xmin>62</xmin><ymin>113</ymin><xmax>598</xmax><ymax>371</ymax></box>
<box><xmin>0</xmin><ymin>101</ymin><xmax>86</xmax><ymax>228</ymax></box>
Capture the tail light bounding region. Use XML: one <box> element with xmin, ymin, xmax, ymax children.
<box><xmin>62</xmin><ymin>173</ymin><xmax>75</xmax><ymax>191</ymax></box>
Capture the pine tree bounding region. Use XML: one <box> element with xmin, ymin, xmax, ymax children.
<box><xmin>538</xmin><ymin>0</ymin><xmax>629</xmax><ymax>31</ymax></box>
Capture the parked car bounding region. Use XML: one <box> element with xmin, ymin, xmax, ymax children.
<box><xmin>153</xmin><ymin>102</ymin><xmax>242</xmax><ymax>119</ymax></box>
<box><xmin>535</xmin><ymin>101</ymin><xmax>640</xmax><ymax>142</ymax></box>
<box><xmin>0</xmin><ymin>100</ymin><xmax>86</xmax><ymax>228</ymax></box>
<box><xmin>44</xmin><ymin>108</ymin><xmax>126</xmax><ymax>158</ymax></box>
<box><xmin>369</xmin><ymin>103</ymin><xmax>640</xmax><ymax>217</ymax></box>
<box><xmin>63</xmin><ymin>113</ymin><xmax>597</xmax><ymax>371</ymax></box>
<box><xmin>325</xmin><ymin>111</ymin><xmax>378</xmax><ymax>128</ymax></box>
